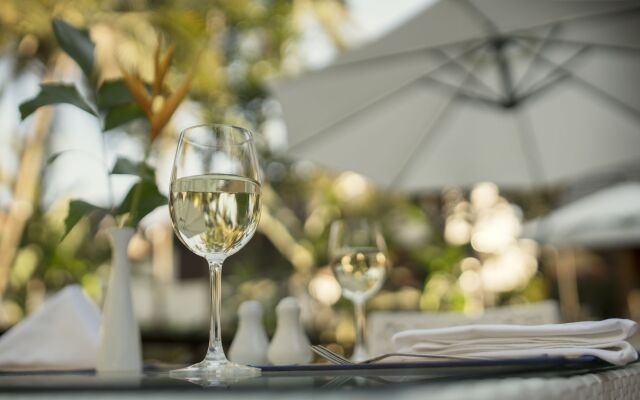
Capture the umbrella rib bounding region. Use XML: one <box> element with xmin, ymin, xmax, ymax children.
<box><xmin>316</xmin><ymin>38</ymin><xmax>485</xmax><ymax>73</ymax></box>
<box><xmin>515</xmin><ymin>45</ymin><xmax>591</xmax><ymax>102</ymax></box>
<box><xmin>512</xmin><ymin>34</ymin><xmax>640</xmax><ymax>53</ymax></box>
<box><xmin>387</xmin><ymin>91</ymin><xmax>457</xmax><ymax>191</ymax></box>
<box><xmin>432</xmin><ymin>48</ymin><xmax>501</xmax><ymax>99</ymax></box>
<box><xmin>421</xmin><ymin>77</ymin><xmax>499</xmax><ymax>108</ymax></box>
<box><xmin>516</xmin><ymin>39</ymin><xmax>640</xmax><ymax>121</ymax></box>
<box><xmin>508</xmin><ymin>5</ymin><xmax>640</xmax><ymax>45</ymax></box>
<box><xmin>512</xmin><ymin>25</ymin><xmax>562</xmax><ymax>94</ymax></box>
<box><xmin>288</xmin><ymin>41</ymin><xmax>488</xmax><ymax>152</ymax></box>
<box><xmin>516</xmin><ymin>73</ymin><xmax>570</xmax><ymax>106</ymax></box>
<box><xmin>514</xmin><ymin>109</ymin><xmax>547</xmax><ymax>185</ymax></box>
<box><xmin>389</xmin><ymin>47</ymin><xmax>490</xmax><ymax>189</ymax></box>
<box><xmin>458</xmin><ymin>0</ymin><xmax>500</xmax><ymax>35</ymax></box>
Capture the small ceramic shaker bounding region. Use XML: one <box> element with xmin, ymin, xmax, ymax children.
<box><xmin>229</xmin><ymin>300</ymin><xmax>269</xmax><ymax>365</ymax></box>
<box><xmin>267</xmin><ymin>297</ymin><xmax>312</xmax><ymax>365</ymax></box>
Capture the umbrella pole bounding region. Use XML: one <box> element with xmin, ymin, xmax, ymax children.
<box><xmin>555</xmin><ymin>248</ymin><xmax>581</xmax><ymax>321</ymax></box>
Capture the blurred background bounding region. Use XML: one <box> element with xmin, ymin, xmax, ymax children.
<box><xmin>1</xmin><ymin>0</ymin><xmax>639</xmax><ymax>365</ymax></box>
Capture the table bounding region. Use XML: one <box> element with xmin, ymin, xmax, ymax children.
<box><xmin>0</xmin><ymin>361</ymin><xmax>638</xmax><ymax>400</ymax></box>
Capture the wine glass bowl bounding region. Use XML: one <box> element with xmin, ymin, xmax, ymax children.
<box><xmin>170</xmin><ymin>174</ymin><xmax>260</xmax><ymax>258</ymax></box>
<box><xmin>329</xmin><ymin>218</ymin><xmax>389</xmax><ymax>361</ymax></box>
<box><xmin>169</xmin><ymin>124</ymin><xmax>262</xmax><ymax>378</ymax></box>
<box><xmin>332</xmin><ymin>248</ymin><xmax>387</xmax><ymax>303</ymax></box>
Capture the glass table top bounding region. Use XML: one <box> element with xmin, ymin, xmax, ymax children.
<box><xmin>0</xmin><ymin>356</ymin><xmax>617</xmax><ymax>392</ymax></box>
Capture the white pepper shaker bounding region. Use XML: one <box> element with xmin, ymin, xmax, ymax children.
<box><xmin>229</xmin><ymin>300</ymin><xmax>269</xmax><ymax>365</ymax></box>
<box><xmin>267</xmin><ymin>297</ymin><xmax>312</xmax><ymax>365</ymax></box>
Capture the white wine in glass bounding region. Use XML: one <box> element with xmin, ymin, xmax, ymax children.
<box><xmin>171</xmin><ymin>174</ymin><xmax>260</xmax><ymax>256</ymax></box>
<box><xmin>332</xmin><ymin>247</ymin><xmax>387</xmax><ymax>301</ymax></box>
<box><xmin>329</xmin><ymin>219</ymin><xmax>388</xmax><ymax>362</ymax></box>
<box><xmin>169</xmin><ymin>124</ymin><xmax>261</xmax><ymax>379</ymax></box>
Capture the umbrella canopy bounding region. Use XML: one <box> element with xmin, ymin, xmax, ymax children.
<box><xmin>272</xmin><ymin>1</ymin><xmax>640</xmax><ymax>192</ymax></box>
<box><xmin>523</xmin><ymin>182</ymin><xmax>640</xmax><ymax>248</ymax></box>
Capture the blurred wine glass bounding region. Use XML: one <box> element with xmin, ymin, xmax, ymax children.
<box><xmin>329</xmin><ymin>218</ymin><xmax>388</xmax><ymax>361</ymax></box>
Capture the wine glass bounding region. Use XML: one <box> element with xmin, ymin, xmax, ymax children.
<box><xmin>329</xmin><ymin>218</ymin><xmax>388</xmax><ymax>362</ymax></box>
<box><xmin>169</xmin><ymin>124</ymin><xmax>262</xmax><ymax>378</ymax></box>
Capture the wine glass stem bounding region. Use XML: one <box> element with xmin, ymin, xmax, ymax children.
<box><xmin>206</xmin><ymin>259</ymin><xmax>227</xmax><ymax>363</ymax></box>
<box><xmin>353</xmin><ymin>299</ymin><xmax>367</xmax><ymax>358</ymax></box>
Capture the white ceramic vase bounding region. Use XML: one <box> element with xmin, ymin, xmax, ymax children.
<box><xmin>97</xmin><ymin>227</ymin><xmax>142</xmax><ymax>374</ymax></box>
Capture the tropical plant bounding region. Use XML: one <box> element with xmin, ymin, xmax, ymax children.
<box><xmin>19</xmin><ymin>18</ymin><xmax>195</xmax><ymax>235</ymax></box>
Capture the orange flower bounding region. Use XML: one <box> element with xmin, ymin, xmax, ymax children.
<box><xmin>119</xmin><ymin>39</ymin><xmax>198</xmax><ymax>143</ymax></box>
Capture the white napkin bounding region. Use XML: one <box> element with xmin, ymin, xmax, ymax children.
<box><xmin>0</xmin><ymin>285</ymin><xmax>100</xmax><ymax>370</ymax></box>
<box><xmin>392</xmin><ymin>319</ymin><xmax>638</xmax><ymax>366</ymax></box>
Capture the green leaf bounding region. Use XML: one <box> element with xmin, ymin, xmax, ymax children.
<box><xmin>45</xmin><ymin>151</ymin><xmax>67</xmax><ymax>166</ymax></box>
<box><xmin>111</xmin><ymin>157</ymin><xmax>139</xmax><ymax>175</ymax></box>
<box><xmin>19</xmin><ymin>83</ymin><xmax>96</xmax><ymax>120</ymax></box>
<box><xmin>63</xmin><ymin>200</ymin><xmax>105</xmax><ymax>240</ymax></box>
<box><xmin>103</xmin><ymin>103</ymin><xmax>145</xmax><ymax>131</ymax></box>
<box><xmin>116</xmin><ymin>180</ymin><xmax>167</xmax><ymax>226</ymax></box>
<box><xmin>52</xmin><ymin>18</ymin><xmax>95</xmax><ymax>79</ymax></box>
<box><xmin>97</xmin><ymin>79</ymin><xmax>133</xmax><ymax>109</ymax></box>
<box><xmin>111</xmin><ymin>157</ymin><xmax>155</xmax><ymax>182</ymax></box>
<box><xmin>96</xmin><ymin>79</ymin><xmax>153</xmax><ymax>110</ymax></box>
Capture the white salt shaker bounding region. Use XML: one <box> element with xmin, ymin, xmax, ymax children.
<box><xmin>229</xmin><ymin>300</ymin><xmax>269</xmax><ymax>365</ymax></box>
<box><xmin>267</xmin><ymin>297</ymin><xmax>312</xmax><ymax>365</ymax></box>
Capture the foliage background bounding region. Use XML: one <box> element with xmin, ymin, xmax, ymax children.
<box><xmin>0</xmin><ymin>0</ymin><xmax>551</xmax><ymax>361</ymax></box>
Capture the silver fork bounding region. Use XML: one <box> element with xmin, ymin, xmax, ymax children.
<box><xmin>311</xmin><ymin>344</ymin><xmax>483</xmax><ymax>365</ymax></box>
<box><xmin>311</xmin><ymin>345</ymin><xmax>354</xmax><ymax>364</ymax></box>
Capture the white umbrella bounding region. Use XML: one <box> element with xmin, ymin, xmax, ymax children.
<box><xmin>523</xmin><ymin>182</ymin><xmax>640</xmax><ymax>248</ymax></box>
<box><xmin>272</xmin><ymin>1</ymin><xmax>640</xmax><ymax>192</ymax></box>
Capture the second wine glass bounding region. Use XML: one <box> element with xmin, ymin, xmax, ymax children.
<box><xmin>169</xmin><ymin>124</ymin><xmax>261</xmax><ymax>379</ymax></box>
<box><xmin>329</xmin><ymin>218</ymin><xmax>389</xmax><ymax>362</ymax></box>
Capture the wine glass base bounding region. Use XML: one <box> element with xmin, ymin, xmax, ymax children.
<box><xmin>169</xmin><ymin>359</ymin><xmax>261</xmax><ymax>386</ymax></box>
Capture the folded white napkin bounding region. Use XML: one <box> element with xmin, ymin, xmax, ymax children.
<box><xmin>0</xmin><ymin>285</ymin><xmax>100</xmax><ymax>370</ymax></box>
<box><xmin>392</xmin><ymin>319</ymin><xmax>638</xmax><ymax>366</ymax></box>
